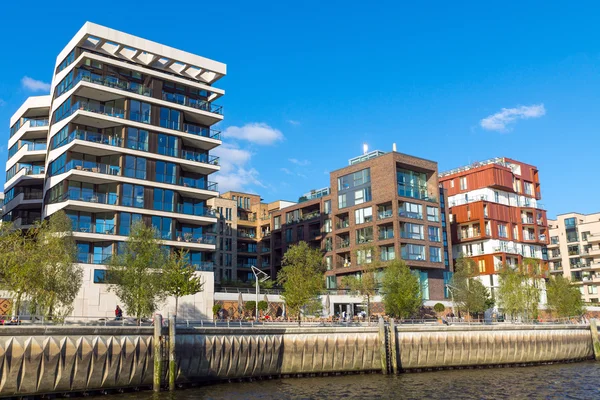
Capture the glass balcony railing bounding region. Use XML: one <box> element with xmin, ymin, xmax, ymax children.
<box><xmin>174</xmin><ymin>232</ymin><xmax>216</xmax><ymax>244</ymax></box>
<box><xmin>77</xmin><ymin>72</ymin><xmax>152</xmax><ymax>97</ymax></box>
<box><xmin>54</xmin><ymin>191</ymin><xmax>119</xmax><ymax>205</ymax></box>
<box><xmin>336</xmin><ymin>220</ymin><xmax>350</xmax><ymax>229</ymax></box>
<box><xmin>194</xmin><ymin>261</ymin><xmax>214</xmax><ymax>271</ymax></box>
<box><xmin>399</xmin><ymin>210</ymin><xmax>423</xmax><ymax>220</ymax></box>
<box><xmin>180</xmin><ymin>150</ymin><xmax>220</xmax><ymax>166</ymax></box>
<box><xmin>378</xmin><ymin>210</ymin><xmax>393</xmax><ymax>220</ymax></box>
<box><xmin>183</xmin><ymin>123</ymin><xmax>221</xmax><ymax>140</ymax></box>
<box><xmin>52</xmin><ymin>159</ymin><xmax>121</xmax><ymax>177</ymax></box>
<box><xmin>72</xmin><ymin>222</ymin><xmax>116</xmax><ymax>235</ymax></box>
<box><xmin>338</xmin><ymin>239</ymin><xmax>350</xmax><ymax>249</ymax></box>
<box><xmin>179</xmin><ymin>177</ymin><xmax>218</xmax><ymax>191</ymax></box>
<box><xmin>401</xmin><ymin>232</ymin><xmax>424</xmax><ymax>240</ymax></box>
<box><xmin>10</xmin><ymin>119</ymin><xmax>49</xmax><ymax>138</ymax></box>
<box><xmin>162</xmin><ymin>92</ymin><xmax>223</xmax><ymax>115</ymax></box>
<box><xmin>77</xmin><ymin>253</ymin><xmax>113</xmax><ymax>265</ymax></box>
<box><xmin>175</xmin><ymin>204</ymin><xmax>216</xmax><ymax>217</ymax></box>
<box><xmin>6</xmin><ymin>165</ymin><xmax>45</xmax><ymax>181</ymax></box>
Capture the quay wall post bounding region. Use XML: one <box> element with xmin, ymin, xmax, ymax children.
<box><xmin>153</xmin><ymin>314</ymin><xmax>163</xmax><ymax>392</ymax></box>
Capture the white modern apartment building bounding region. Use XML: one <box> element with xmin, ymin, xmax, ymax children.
<box><xmin>548</xmin><ymin>213</ymin><xmax>600</xmax><ymax>304</ymax></box>
<box><xmin>3</xmin><ymin>22</ymin><xmax>225</xmax><ymax>318</ymax></box>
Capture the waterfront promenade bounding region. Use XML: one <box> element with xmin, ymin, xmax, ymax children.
<box><xmin>0</xmin><ymin>317</ymin><xmax>596</xmax><ymax>397</ymax></box>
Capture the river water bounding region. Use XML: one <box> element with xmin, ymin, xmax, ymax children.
<box><xmin>76</xmin><ymin>361</ymin><xmax>600</xmax><ymax>399</ymax></box>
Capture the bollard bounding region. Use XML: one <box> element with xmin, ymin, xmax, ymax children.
<box><xmin>590</xmin><ymin>319</ymin><xmax>600</xmax><ymax>361</ymax></box>
<box><xmin>153</xmin><ymin>313</ymin><xmax>163</xmax><ymax>392</ymax></box>
<box><xmin>169</xmin><ymin>316</ymin><xmax>176</xmax><ymax>391</ymax></box>
<box><xmin>378</xmin><ymin>317</ymin><xmax>388</xmax><ymax>374</ymax></box>
<box><xmin>389</xmin><ymin>318</ymin><xmax>398</xmax><ymax>374</ymax></box>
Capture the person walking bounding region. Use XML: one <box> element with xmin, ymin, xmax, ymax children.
<box><xmin>115</xmin><ymin>305</ymin><xmax>123</xmax><ymax>320</ymax></box>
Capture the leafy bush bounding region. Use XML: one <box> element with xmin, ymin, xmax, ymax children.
<box><xmin>434</xmin><ymin>303</ymin><xmax>446</xmax><ymax>313</ymax></box>
<box><xmin>212</xmin><ymin>304</ymin><xmax>222</xmax><ymax>316</ymax></box>
<box><xmin>257</xmin><ymin>300</ymin><xmax>268</xmax><ymax>312</ymax></box>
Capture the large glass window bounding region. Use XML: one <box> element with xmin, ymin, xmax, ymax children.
<box><xmin>158</xmin><ymin>134</ymin><xmax>179</xmax><ymax>157</ymax></box>
<box><xmin>381</xmin><ymin>245</ymin><xmax>396</xmax><ymax>261</ymax></box>
<box><xmin>151</xmin><ymin>216</ymin><xmax>173</xmax><ymax>240</ymax></box>
<box><xmin>337</xmin><ymin>168</ymin><xmax>370</xmax><ymax>191</ymax></box>
<box><xmin>564</xmin><ymin>217</ymin><xmax>577</xmax><ymax>228</ymax></box>
<box><xmin>95</xmin><ymin>213</ymin><xmax>116</xmax><ymax>234</ymax></box>
<box><xmin>401</xmin><ymin>244</ymin><xmax>425</xmax><ymax>261</ymax></box>
<box><xmin>160</xmin><ymin>107</ymin><xmax>181</xmax><ymax>130</ymax></box>
<box><xmin>379</xmin><ymin>225</ymin><xmax>394</xmax><ymax>240</ymax></box>
<box><xmin>122</xmin><ymin>184</ymin><xmax>145</xmax><ymax>208</ymax></box>
<box><xmin>357</xmin><ymin>249</ymin><xmax>373</xmax><ymax>265</ymax></box>
<box><xmin>428</xmin><ymin>226</ymin><xmax>440</xmax><ymax>242</ymax></box>
<box><xmin>156</xmin><ymin>161</ymin><xmax>176</xmax><ymax>184</ymax></box>
<box><xmin>126</xmin><ymin>128</ymin><xmax>149</xmax><ymax>151</ymax></box>
<box><xmin>153</xmin><ymin>188</ymin><xmax>175</xmax><ymax>212</ymax></box>
<box><xmin>429</xmin><ymin>247</ymin><xmax>441</xmax><ymax>263</ymax></box>
<box><xmin>427</xmin><ymin>206</ymin><xmax>439</xmax><ymax>222</ymax></box>
<box><xmin>401</xmin><ymin>223</ymin><xmax>424</xmax><ymax>240</ymax></box>
<box><xmin>354</xmin><ymin>187</ymin><xmax>372</xmax><ymax>205</ymax></box>
<box><xmin>354</xmin><ymin>207</ymin><xmax>373</xmax><ymax>224</ymax></box>
<box><xmin>119</xmin><ymin>212</ymin><xmax>142</xmax><ymax>236</ymax></box>
<box><xmin>399</xmin><ymin>201</ymin><xmax>423</xmax><ymax>219</ymax></box>
<box><xmin>130</xmin><ymin>100</ymin><xmax>151</xmax><ymax>123</ymax></box>
<box><xmin>338</xmin><ymin>193</ymin><xmax>347</xmax><ymax>209</ymax></box>
<box><xmin>356</xmin><ymin>226</ymin><xmax>373</xmax><ymax>244</ymax></box>
<box><xmin>124</xmin><ymin>155</ymin><xmax>147</xmax><ymax>179</ymax></box>
<box><xmin>397</xmin><ymin>168</ymin><xmax>428</xmax><ymax>200</ymax></box>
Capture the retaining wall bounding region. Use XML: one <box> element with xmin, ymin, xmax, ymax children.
<box><xmin>0</xmin><ymin>323</ymin><xmax>595</xmax><ymax>397</ymax></box>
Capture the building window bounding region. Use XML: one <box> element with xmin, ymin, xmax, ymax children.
<box><xmin>158</xmin><ymin>133</ymin><xmax>179</xmax><ymax>157</ymax></box>
<box><xmin>416</xmin><ymin>270</ymin><xmax>429</xmax><ymax>300</ymax></box>
<box><xmin>338</xmin><ymin>168</ymin><xmax>370</xmax><ymax>191</ymax></box>
<box><xmin>564</xmin><ymin>217</ymin><xmax>577</xmax><ymax>228</ymax></box>
<box><xmin>126</xmin><ymin>127</ymin><xmax>149</xmax><ymax>151</ymax></box>
<box><xmin>397</xmin><ymin>168</ymin><xmax>428</xmax><ymax>200</ymax></box>
<box><xmin>354</xmin><ymin>207</ymin><xmax>373</xmax><ymax>224</ymax></box>
<box><xmin>401</xmin><ymin>223</ymin><xmax>424</xmax><ymax>240</ymax></box>
<box><xmin>324</xmin><ymin>219</ymin><xmax>332</xmax><ymax>233</ymax></box>
<box><xmin>130</xmin><ymin>100</ymin><xmax>151</xmax><ymax>123</ymax></box>
<box><xmin>159</xmin><ymin>107</ymin><xmax>182</xmax><ymax>130</ymax></box>
<box><xmin>379</xmin><ymin>225</ymin><xmax>394</xmax><ymax>240</ymax></box>
<box><xmin>285</xmin><ymin>228</ymin><xmax>293</xmax><ymax>242</ymax></box>
<box><xmin>460</xmin><ymin>177</ymin><xmax>467</xmax><ymax>190</ymax></box>
<box><xmin>324</xmin><ymin>200</ymin><xmax>331</xmax><ymax>214</ymax></box>
<box><xmin>338</xmin><ymin>193</ymin><xmax>347</xmax><ymax>209</ymax></box>
<box><xmin>122</xmin><ymin>184</ymin><xmax>144</xmax><ymax>208</ymax></box>
<box><xmin>498</xmin><ymin>224</ymin><xmax>508</xmax><ymax>238</ymax></box>
<box><xmin>354</xmin><ymin>187</ymin><xmax>372</xmax><ymax>205</ymax></box>
<box><xmin>357</xmin><ymin>249</ymin><xmax>373</xmax><ymax>265</ymax></box>
<box><xmin>325</xmin><ymin>256</ymin><xmax>332</xmax><ymax>270</ymax></box>
<box><xmin>326</xmin><ymin>276</ymin><xmax>337</xmax><ymax>289</ymax></box>
<box><xmin>427</xmin><ymin>206</ymin><xmax>439</xmax><ymax>222</ymax></box>
<box><xmin>124</xmin><ymin>155</ymin><xmax>147</xmax><ymax>179</ymax></box>
<box><xmin>399</xmin><ymin>201</ymin><xmax>423</xmax><ymax>219</ymax></box>
<box><xmin>155</xmin><ymin>161</ymin><xmax>176</xmax><ymax>184</ymax></box>
<box><xmin>381</xmin><ymin>245</ymin><xmax>396</xmax><ymax>261</ymax></box>
<box><xmin>429</xmin><ymin>247</ymin><xmax>441</xmax><ymax>263</ymax></box>
<box><xmin>153</xmin><ymin>188</ymin><xmax>174</xmax><ymax>212</ymax></box>
<box><xmin>478</xmin><ymin>259</ymin><xmax>486</xmax><ymax>273</ymax></box>
<box><xmin>494</xmin><ymin>191</ymin><xmax>500</xmax><ymax>203</ymax></box>
<box><xmin>524</xmin><ymin>182</ymin><xmax>533</xmax><ymax>196</ymax></box>
<box><xmin>401</xmin><ymin>244</ymin><xmax>425</xmax><ymax>261</ymax></box>
<box><xmin>588</xmin><ymin>286</ymin><xmax>598</xmax><ymax>295</ymax></box>
<box><xmin>428</xmin><ymin>226</ymin><xmax>440</xmax><ymax>242</ymax></box>
<box><xmin>297</xmin><ymin>226</ymin><xmax>304</xmax><ymax>240</ymax></box>
<box><xmin>356</xmin><ymin>226</ymin><xmax>374</xmax><ymax>244</ymax></box>
<box><xmin>151</xmin><ymin>216</ymin><xmax>172</xmax><ymax>240</ymax></box>
<box><xmin>450</xmin><ymin>180</ymin><xmax>454</xmax><ymax>188</ymax></box>
<box><xmin>443</xmin><ymin>271</ymin><xmax>453</xmax><ymax>298</ymax></box>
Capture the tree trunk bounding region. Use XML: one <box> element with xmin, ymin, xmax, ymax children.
<box><xmin>175</xmin><ymin>296</ymin><xmax>179</xmax><ymax>320</ymax></box>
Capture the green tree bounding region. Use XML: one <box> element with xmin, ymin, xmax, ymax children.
<box><xmin>31</xmin><ymin>211</ymin><xmax>82</xmax><ymax>318</ymax></box>
<box><xmin>212</xmin><ymin>303</ymin><xmax>222</xmax><ymax>318</ymax></box>
<box><xmin>547</xmin><ymin>275</ymin><xmax>583</xmax><ymax>318</ymax></box>
<box><xmin>0</xmin><ymin>224</ymin><xmax>36</xmax><ymax>317</ymax></box>
<box><xmin>340</xmin><ymin>245</ymin><xmax>380</xmax><ymax>318</ymax></box>
<box><xmin>257</xmin><ymin>300</ymin><xmax>268</xmax><ymax>315</ymax></box>
<box><xmin>497</xmin><ymin>263</ymin><xmax>541</xmax><ymax>321</ymax></box>
<box><xmin>163</xmin><ymin>249</ymin><xmax>203</xmax><ymax>318</ymax></box>
<box><xmin>107</xmin><ymin>221</ymin><xmax>168</xmax><ymax>324</ymax></box>
<box><xmin>277</xmin><ymin>241</ymin><xmax>324</xmax><ymax>324</ymax></box>
<box><xmin>381</xmin><ymin>259</ymin><xmax>422</xmax><ymax>319</ymax></box>
<box><xmin>450</xmin><ymin>256</ymin><xmax>492</xmax><ymax>317</ymax></box>
<box><xmin>245</xmin><ymin>300</ymin><xmax>256</xmax><ymax>317</ymax></box>
<box><xmin>434</xmin><ymin>303</ymin><xmax>446</xmax><ymax>313</ymax></box>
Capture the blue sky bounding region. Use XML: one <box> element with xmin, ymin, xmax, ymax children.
<box><xmin>1</xmin><ymin>1</ymin><xmax>599</xmax><ymax>218</ymax></box>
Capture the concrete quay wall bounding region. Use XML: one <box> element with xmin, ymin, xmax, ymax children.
<box><xmin>0</xmin><ymin>323</ymin><xmax>595</xmax><ymax>397</ymax></box>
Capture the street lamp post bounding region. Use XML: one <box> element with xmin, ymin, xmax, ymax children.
<box><xmin>251</xmin><ymin>266</ymin><xmax>270</xmax><ymax>320</ymax></box>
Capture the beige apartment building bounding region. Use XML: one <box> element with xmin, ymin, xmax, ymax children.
<box><xmin>548</xmin><ymin>213</ymin><xmax>600</xmax><ymax>304</ymax></box>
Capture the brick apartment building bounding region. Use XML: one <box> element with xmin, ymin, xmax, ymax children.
<box><xmin>438</xmin><ymin>157</ymin><xmax>549</xmax><ymax>299</ymax></box>
<box><xmin>269</xmin><ymin>149</ymin><xmax>454</xmax><ymax>302</ymax></box>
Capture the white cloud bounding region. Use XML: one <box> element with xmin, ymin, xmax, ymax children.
<box><xmin>480</xmin><ymin>104</ymin><xmax>546</xmax><ymax>132</ymax></box>
<box><xmin>289</xmin><ymin>158</ymin><xmax>310</xmax><ymax>166</ymax></box>
<box><xmin>287</xmin><ymin>120</ymin><xmax>300</xmax><ymax>126</ymax></box>
<box><xmin>211</xmin><ymin>144</ymin><xmax>265</xmax><ymax>192</ymax></box>
<box><xmin>223</xmin><ymin>122</ymin><xmax>284</xmax><ymax>145</ymax></box>
<box><xmin>280</xmin><ymin>167</ymin><xmax>293</xmax><ymax>175</ymax></box>
<box><xmin>21</xmin><ymin>76</ymin><xmax>51</xmax><ymax>92</ymax></box>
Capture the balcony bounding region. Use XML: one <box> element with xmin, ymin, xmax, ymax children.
<box><xmin>336</xmin><ymin>220</ymin><xmax>350</xmax><ymax>229</ymax></box>
<box><xmin>75</xmin><ymin>72</ymin><xmax>152</xmax><ymax>97</ymax></box>
<box><xmin>57</xmin><ymin>101</ymin><xmax>221</xmax><ymax>142</ymax></box>
<box><xmin>398</xmin><ymin>210</ymin><xmax>422</xmax><ymax>220</ymax></box>
<box><xmin>174</xmin><ymin>232</ymin><xmax>216</xmax><ymax>245</ymax></box>
<box><xmin>72</xmin><ymin>222</ymin><xmax>116</xmax><ymax>235</ymax></box>
<box><xmin>194</xmin><ymin>261</ymin><xmax>214</xmax><ymax>272</ymax></box>
<box><xmin>301</xmin><ymin>211</ymin><xmax>321</xmax><ymax>221</ymax></box>
<box><xmin>568</xmin><ymin>250</ymin><xmax>580</xmax><ymax>256</ymax></box>
<box><xmin>261</xmin><ymin>247</ymin><xmax>270</xmax><ymax>253</ymax></box>
<box><xmin>6</xmin><ymin>164</ymin><xmax>45</xmax><ymax>183</ymax></box>
<box><xmin>238</xmin><ymin>232</ymin><xmax>257</xmax><ymax>239</ymax></box>
<box><xmin>161</xmin><ymin>92</ymin><xmax>223</xmax><ymax>116</ymax></box>
<box><xmin>521</xmin><ymin>217</ymin><xmax>535</xmax><ymax>225</ymax></box>
<box><xmin>379</xmin><ymin>233</ymin><xmax>394</xmax><ymax>241</ymax></box>
<box><xmin>337</xmin><ymin>239</ymin><xmax>350</xmax><ymax>249</ymax></box>
<box><xmin>448</xmin><ymin>195</ymin><xmax>488</xmax><ymax>207</ymax></box>
<box><xmin>378</xmin><ymin>210</ymin><xmax>393</xmax><ymax>220</ymax></box>
<box><xmin>400</xmin><ymin>232</ymin><xmax>424</xmax><ymax>240</ymax></box>
<box><xmin>178</xmin><ymin>177</ymin><xmax>218</xmax><ymax>192</ymax></box>
<box><xmin>309</xmin><ymin>230</ymin><xmax>322</xmax><ymax>240</ymax></box>
<box><xmin>458</xmin><ymin>231</ymin><xmax>482</xmax><ymax>240</ymax></box>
